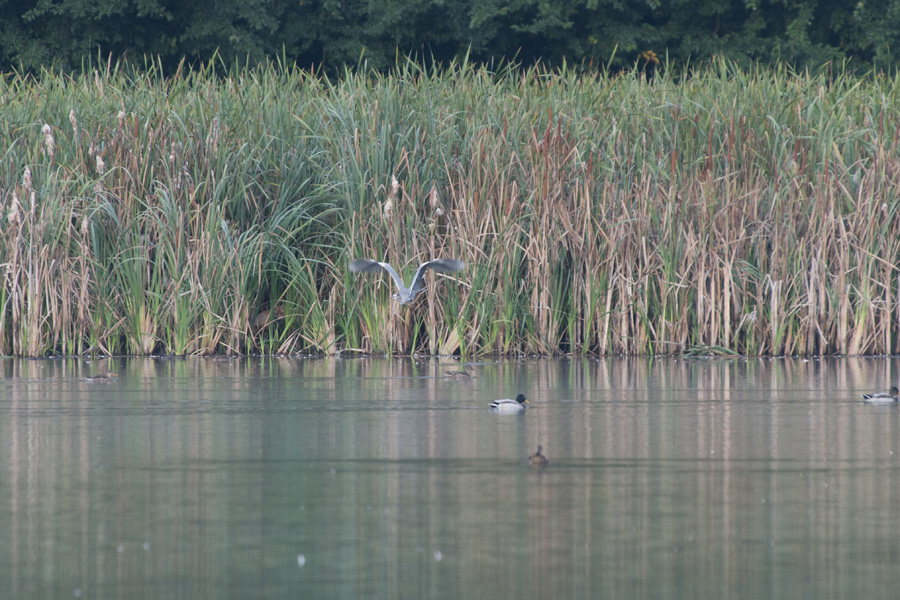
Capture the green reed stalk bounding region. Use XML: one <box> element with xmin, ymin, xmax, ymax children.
<box><xmin>3</xmin><ymin>58</ymin><xmax>900</xmax><ymax>356</ymax></box>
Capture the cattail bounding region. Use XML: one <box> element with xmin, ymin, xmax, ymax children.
<box><xmin>389</xmin><ymin>175</ymin><xmax>399</xmax><ymax>200</ymax></box>
<box><xmin>69</xmin><ymin>109</ymin><xmax>78</xmax><ymax>135</ymax></box>
<box><xmin>96</xmin><ymin>155</ymin><xmax>106</xmax><ymax>175</ymax></box>
<box><xmin>383</xmin><ymin>199</ymin><xmax>393</xmax><ymax>220</ymax></box>
<box><xmin>117</xmin><ymin>110</ymin><xmax>125</xmax><ymax>129</ymax></box>
<box><xmin>429</xmin><ymin>185</ymin><xmax>439</xmax><ymax>209</ymax></box>
<box><xmin>8</xmin><ymin>192</ymin><xmax>20</xmax><ymax>225</ymax></box>
<box><xmin>42</xmin><ymin>123</ymin><xmax>55</xmax><ymax>160</ymax></box>
<box><xmin>23</xmin><ymin>166</ymin><xmax>33</xmax><ymax>193</ymax></box>
<box><xmin>206</xmin><ymin>116</ymin><xmax>219</xmax><ymax>150</ymax></box>
<box><xmin>29</xmin><ymin>191</ymin><xmax>36</xmax><ymax>215</ymax></box>
<box><xmin>81</xmin><ymin>215</ymin><xmax>90</xmax><ymax>236</ymax></box>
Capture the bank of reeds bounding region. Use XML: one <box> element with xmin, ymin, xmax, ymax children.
<box><xmin>2</xmin><ymin>58</ymin><xmax>900</xmax><ymax>356</ymax></box>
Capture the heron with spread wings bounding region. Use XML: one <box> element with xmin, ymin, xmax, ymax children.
<box><xmin>349</xmin><ymin>258</ymin><xmax>464</xmax><ymax>305</ymax></box>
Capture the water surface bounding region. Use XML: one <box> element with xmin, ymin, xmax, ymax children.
<box><xmin>2</xmin><ymin>356</ymin><xmax>899</xmax><ymax>599</ymax></box>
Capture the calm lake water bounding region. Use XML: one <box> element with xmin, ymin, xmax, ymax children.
<box><xmin>2</xmin><ymin>356</ymin><xmax>900</xmax><ymax>599</ymax></box>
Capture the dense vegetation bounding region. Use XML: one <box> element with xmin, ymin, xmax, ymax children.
<box><xmin>1</xmin><ymin>0</ymin><xmax>899</xmax><ymax>74</ymax></box>
<box><xmin>2</xmin><ymin>59</ymin><xmax>900</xmax><ymax>357</ymax></box>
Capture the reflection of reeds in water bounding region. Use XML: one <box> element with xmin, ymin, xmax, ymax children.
<box><xmin>2</xmin><ymin>60</ymin><xmax>900</xmax><ymax>356</ymax></box>
<box><xmin>5</xmin><ymin>356</ymin><xmax>900</xmax><ymax>597</ymax></box>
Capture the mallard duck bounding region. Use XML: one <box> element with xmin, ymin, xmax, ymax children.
<box><xmin>349</xmin><ymin>258</ymin><xmax>465</xmax><ymax>305</ymax></box>
<box><xmin>862</xmin><ymin>386</ymin><xmax>900</xmax><ymax>403</ymax></box>
<box><xmin>529</xmin><ymin>445</ymin><xmax>548</xmax><ymax>466</ymax></box>
<box><xmin>84</xmin><ymin>372</ymin><xmax>118</xmax><ymax>382</ymax></box>
<box><xmin>489</xmin><ymin>393</ymin><xmax>529</xmax><ymax>414</ymax></box>
<box><xmin>444</xmin><ymin>366</ymin><xmax>475</xmax><ymax>379</ymax></box>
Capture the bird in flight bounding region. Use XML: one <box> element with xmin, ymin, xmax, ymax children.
<box><xmin>349</xmin><ymin>258</ymin><xmax>464</xmax><ymax>305</ymax></box>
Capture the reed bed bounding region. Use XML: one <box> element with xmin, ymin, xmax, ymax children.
<box><xmin>2</xmin><ymin>58</ymin><xmax>900</xmax><ymax>356</ymax></box>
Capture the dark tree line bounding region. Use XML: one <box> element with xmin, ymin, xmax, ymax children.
<box><xmin>1</xmin><ymin>0</ymin><xmax>898</xmax><ymax>73</ymax></box>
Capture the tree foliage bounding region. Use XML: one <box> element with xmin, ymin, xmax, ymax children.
<box><xmin>1</xmin><ymin>0</ymin><xmax>898</xmax><ymax>73</ymax></box>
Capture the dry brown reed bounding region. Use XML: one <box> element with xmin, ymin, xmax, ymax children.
<box><xmin>2</xmin><ymin>59</ymin><xmax>900</xmax><ymax>356</ymax></box>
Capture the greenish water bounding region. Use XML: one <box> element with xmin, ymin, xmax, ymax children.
<box><xmin>1</xmin><ymin>356</ymin><xmax>900</xmax><ymax>599</ymax></box>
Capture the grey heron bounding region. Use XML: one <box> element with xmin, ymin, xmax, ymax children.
<box><xmin>349</xmin><ymin>258</ymin><xmax>464</xmax><ymax>305</ymax></box>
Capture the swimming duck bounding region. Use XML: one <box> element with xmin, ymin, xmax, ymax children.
<box><xmin>862</xmin><ymin>386</ymin><xmax>900</xmax><ymax>403</ymax></box>
<box><xmin>529</xmin><ymin>445</ymin><xmax>548</xmax><ymax>466</ymax></box>
<box><xmin>84</xmin><ymin>372</ymin><xmax>118</xmax><ymax>382</ymax></box>
<box><xmin>444</xmin><ymin>366</ymin><xmax>475</xmax><ymax>379</ymax></box>
<box><xmin>489</xmin><ymin>393</ymin><xmax>529</xmax><ymax>414</ymax></box>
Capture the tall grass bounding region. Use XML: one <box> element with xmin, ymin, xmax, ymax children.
<box><xmin>2</xmin><ymin>58</ymin><xmax>900</xmax><ymax>356</ymax></box>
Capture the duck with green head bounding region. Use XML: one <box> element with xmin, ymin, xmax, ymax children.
<box><xmin>489</xmin><ymin>393</ymin><xmax>529</xmax><ymax>414</ymax></box>
<box><xmin>862</xmin><ymin>386</ymin><xmax>900</xmax><ymax>403</ymax></box>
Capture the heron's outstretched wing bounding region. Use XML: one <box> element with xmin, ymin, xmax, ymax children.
<box><xmin>349</xmin><ymin>259</ymin><xmax>406</xmax><ymax>293</ymax></box>
<box><xmin>409</xmin><ymin>259</ymin><xmax>465</xmax><ymax>292</ymax></box>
